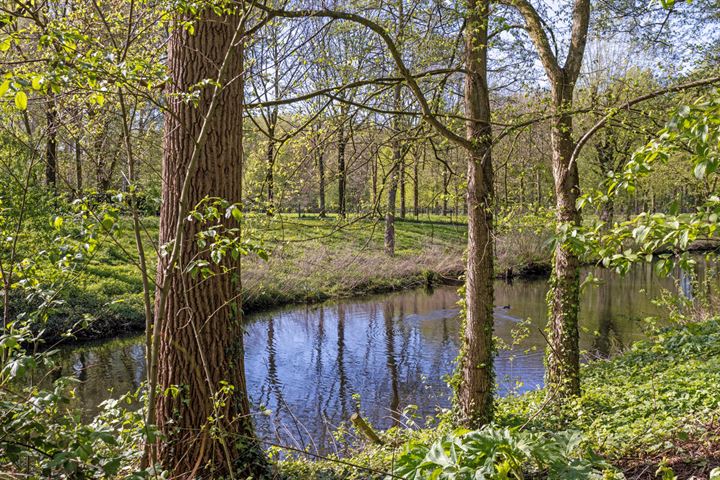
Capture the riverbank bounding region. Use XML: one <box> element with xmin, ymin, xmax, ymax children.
<box><xmin>278</xmin><ymin>317</ymin><xmax>720</xmax><ymax>479</ymax></box>
<box><xmin>32</xmin><ymin>213</ymin><xmax>551</xmax><ymax>344</ymax></box>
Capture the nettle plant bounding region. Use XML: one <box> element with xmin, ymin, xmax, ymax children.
<box><xmin>574</xmin><ymin>92</ymin><xmax>720</xmax><ymax>277</ymax></box>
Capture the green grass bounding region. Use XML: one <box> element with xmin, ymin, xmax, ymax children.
<box><xmin>22</xmin><ymin>212</ymin><xmax>552</xmax><ymax>343</ymax></box>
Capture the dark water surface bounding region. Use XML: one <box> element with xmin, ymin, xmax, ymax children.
<box><xmin>54</xmin><ymin>263</ymin><xmax>684</xmax><ymax>452</ymax></box>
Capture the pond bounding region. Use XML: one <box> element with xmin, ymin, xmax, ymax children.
<box><xmin>50</xmin><ymin>262</ymin><xmax>690</xmax><ymax>453</ymax></box>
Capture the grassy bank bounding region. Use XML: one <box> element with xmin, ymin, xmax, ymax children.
<box><xmin>278</xmin><ymin>318</ymin><xmax>720</xmax><ymax>479</ymax></box>
<box><xmin>32</xmin><ymin>213</ymin><xmax>550</xmax><ymax>343</ymax></box>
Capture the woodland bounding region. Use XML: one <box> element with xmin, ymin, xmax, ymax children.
<box><xmin>1</xmin><ymin>0</ymin><xmax>720</xmax><ymax>478</ymax></box>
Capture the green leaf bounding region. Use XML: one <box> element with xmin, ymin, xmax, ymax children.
<box><xmin>14</xmin><ymin>90</ymin><xmax>27</xmax><ymax>110</ymax></box>
<box><xmin>0</xmin><ymin>80</ymin><xmax>9</xmax><ymax>97</ymax></box>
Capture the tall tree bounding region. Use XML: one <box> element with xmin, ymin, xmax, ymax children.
<box><xmin>152</xmin><ymin>6</ymin><xmax>263</xmax><ymax>476</ymax></box>
<box><xmin>454</xmin><ymin>0</ymin><xmax>495</xmax><ymax>427</ymax></box>
<box><xmin>385</xmin><ymin>0</ymin><xmax>406</xmax><ymax>256</ymax></box>
<box><xmin>500</xmin><ymin>0</ymin><xmax>590</xmax><ymax>397</ymax></box>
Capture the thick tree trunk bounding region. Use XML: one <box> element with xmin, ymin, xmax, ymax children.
<box><xmin>546</xmin><ymin>84</ymin><xmax>582</xmax><ymax>398</ymax></box>
<box><xmin>337</xmin><ymin>123</ymin><xmax>346</xmax><ymax>218</ymax></box>
<box><xmin>455</xmin><ymin>0</ymin><xmax>495</xmax><ymax>428</ymax></box>
<box><xmin>153</xmin><ymin>10</ymin><xmax>263</xmax><ymax>477</ymax></box>
<box><xmin>45</xmin><ymin>101</ymin><xmax>57</xmax><ymax>192</ymax></box>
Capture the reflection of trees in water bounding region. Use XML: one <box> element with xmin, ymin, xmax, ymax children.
<box><xmin>258</xmin><ymin>317</ymin><xmax>286</xmax><ymax>442</ymax></box>
<box><xmin>383</xmin><ymin>301</ymin><xmax>400</xmax><ymax>426</ymax></box>
<box><xmin>336</xmin><ymin>304</ymin><xmax>348</xmax><ymax>419</ymax></box>
<box><xmin>313</xmin><ymin>306</ymin><xmax>331</xmax><ymax>449</ymax></box>
<box><xmin>314</xmin><ymin>307</ymin><xmax>325</xmax><ymax>377</ymax></box>
<box><xmin>592</xmin><ymin>282</ymin><xmax>620</xmax><ymax>357</ymax></box>
<box><xmin>263</xmin><ymin>316</ymin><xmax>314</xmax><ymax>449</ymax></box>
<box><xmin>362</xmin><ymin>303</ymin><xmax>378</xmax><ymax>380</ymax></box>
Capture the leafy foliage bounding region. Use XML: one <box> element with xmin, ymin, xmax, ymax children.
<box><xmin>576</xmin><ymin>93</ymin><xmax>720</xmax><ymax>275</ymax></box>
<box><xmin>391</xmin><ymin>426</ymin><xmax>614</xmax><ymax>480</ymax></box>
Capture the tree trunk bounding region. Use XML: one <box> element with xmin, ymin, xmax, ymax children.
<box><xmin>503</xmin><ymin>162</ymin><xmax>508</xmax><ymax>207</ymax></box>
<box><xmin>385</xmin><ymin>83</ymin><xmax>402</xmax><ymax>257</ymax></box>
<box><xmin>455</xmin><ymin>0</ymin><xmax>495</xmax><ymax>428</ymax></box>
<box><xmin>266</xmin><ymin>137</ymin><xmax>275</xmax><ymax>214</ymax></box>
<box><xmin>599</xmin><ymin>198</ymin><xmax>614</xmax><ymax>226</ymax></box>
<box><xmin>413</xmin><ymin>155</ymin><xmax>419</xmax><ymax>217</ymax></box>
<box><xmin>372</xmin><ymin>146</ymin><xmax>378</xmax><ymax>215</ymax></box>
<box><xmin>442</xmin><ymin>166</ymin><xmax>449</xmax><ymax>216</ymax></box>
<box><xmin>45</xmin><ymin>100</ymin><xmax>57</xmax><ymax>192</ymax></box>
<box><xmin>399</xmin><ymin>157</ymin><xmax>406</xmax><ymax>218</ymax></box>
<box><xmin>337</xmin><ymin>122</ymin><xmax>347</xmax><ymax>218</ymax></box>
<box><xmin>153</xmin><ymin>9</ymin><xmax>263</xmax><ymax>477</ymax></box>
<box><xmin>546</xmin><ymin>83</ymin><xmax>582</xmax><ymax>398</ymax></box>
<box><xmin>385</xmin><ymin>150</ymin><xmax>399</xmax><ymax>257</ymax></box>
<box><xmin>75</xmin><ymin>138</ymin><xmax>82</xmax><ymax>195</ymax></box>
<box><xmin>317</xmin><ymin>147</ymin><xmax>326</xmax><ymax>218</ymax></box>
<box><xmin>501</xmin><ymin>0</ymin><xmax>589</xmax><ymax>400</ymax></box>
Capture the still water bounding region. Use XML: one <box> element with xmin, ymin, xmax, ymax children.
<box><xmin>54</xmin><ymin>263</ymin><xmax>685</xmax><ymax>452</ymax></box>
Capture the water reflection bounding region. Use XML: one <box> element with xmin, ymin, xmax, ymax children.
<box><xmin>49</xmin><ymin>262</ymin><xmax>691</xmax><ymax>452</ymax></box>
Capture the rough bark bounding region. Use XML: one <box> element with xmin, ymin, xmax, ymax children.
<box><xmin>547</xmin><ymin>89</ymin><xmax>582</xmax><ymax>397</ymax></box>
<box><xmin>455</xmin><ymin>0</ymin><xmax>495</xmax><ymax>428</ymax></box>
<box><xmin>154</xmin><ymin>9</ymin><xmax>263</xmax><ymax>477</ymax></box>
<box><xmin>502</xmin><ymin>0</ymin><xmax>590</xmax><ymax>399</ymax></box>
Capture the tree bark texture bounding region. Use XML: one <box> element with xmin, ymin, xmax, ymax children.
<box><xmin>154</xmin><ymin>10</ymin><xmax>262</xmax><ymax>478</ymax></box>
<box><xmin>455</xmin><ymin>0</ymin><xmax>495</xmax><ymax>428</ymax></box>
<box><xmin>546</xmin><ymin>82</ymin><xmax>582</xmax><ymax>398</ymax></box>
